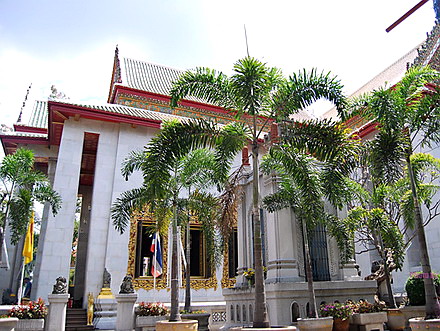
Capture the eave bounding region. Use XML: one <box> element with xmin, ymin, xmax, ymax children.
<box><xmin>0</xmin><ymin>134</ymin><xmax>49</xmax><ymax>155</ymax></box>
<box><xmin>47</xmin><ymin>101</ymin><xmax>162</xmax><ymax>146</ymax></box>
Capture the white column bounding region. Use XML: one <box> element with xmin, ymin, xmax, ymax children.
<box><xmin>34</xmin><ymin>123</ymin><xmax>84</xmax><ymax>301</ymax></box>
<box><xmin>47</xmin><ymin>293</ymin><xmax>70</xmax><ymax>331</ymax></box>
<box><xmin>263</xmin><ymin>175</ymin><xmax>301</xmax><ymax>282</ymax></box>
<box><xmin>83</xmin><ymin>122</ymin><xmax>119</xmax><ymax>299</ymax></box>
<box><xmin>115</xmin><ymin>293</ymin><xmax>138</xmax><ymax>331</ymax></box>
<box><xmin>32</xmin><ymin>157</ymin><xmax>57</xmax><ymax>301</ymax></box>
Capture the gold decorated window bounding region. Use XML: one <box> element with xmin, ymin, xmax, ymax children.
<box><xmin>127</xmin><ymin>209</ymin><xmax>218</xmax><ymax>290</ymax></box>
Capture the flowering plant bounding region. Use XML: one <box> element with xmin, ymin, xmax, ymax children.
<box><xmin>353</xmin><ymin>299</ymin><xmax>385</xmax><ymax>314</ymax></box>
<box><xmin>136</xmin><ymin>302</ymin><xmax>169</xmax><ymax>316</ymax></box>
<box><xmin>243</xmin><ymin>268</ymin><xmax>255</xmax><ymax>280</ymax></box>
<box><xmin>7</xmin><ymin>298</ymin><xmax>48</xmax><ymax>319</ymax></box>
<box><xmin>243</xmin><ymin>267</ymin><xmax>267</xmax><ymax>280</ymax></box>
<box><xmin>320</xmin><ymin>302</ymin><xmax>353</xmax><ymax>321</ymax></box>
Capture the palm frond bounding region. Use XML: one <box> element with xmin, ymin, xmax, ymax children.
<box><xmin>273</xmin><ymin>68</ymin><xmax>345</xmax><ymax>119</ymax></box>
<box><xmin>111</xmin><ymin>187</ymin><xmax>151</xmax><ymax>234</ymax></box>
<box><xmin>8</xmin><ymin>188</ymin><xmax>33</xmax><ymax>244</ymax></box>
<box><xmin>368</xmin><ymin>130</ymin><xmax>406</xmax><ymax>184</ymax></box>
<box><xmin>32</xmin><ymin>182</ymin><xmax>62</xmax><ymax>215</ymax></box>
<box><xmin>121</xmin><ymin>150</ymin><xmax>148</xmax><ymax>180</ymax></box>
<box><xmin>170</xmin><ymin>67</ymin><xmax>236</xmax><ymax>109</ymax></box>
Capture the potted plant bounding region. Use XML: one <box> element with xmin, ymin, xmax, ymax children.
<box><xmin>7</xmin><ymin>298</ymin><xmax>47</xmax><ymax>331</ymax></box>
<box><xmin>181</xmin><ymin>309</ymin><xmax>210</xmax><ymax>331</ymax></box>
<box><xmin>349</xmin><ymin>299</ymin><xmax>387</xmax><ymax>330</ymax></box>
<box><xmin>404</xmin><ymin>272</ymin><xmax>440</xmax><ymax>330</ymax></box>
<box><xmin>243</xmin><ymin>268</ymin><xmax>255</xmax><ymax>286</ymax></box>
<box><xmin>135</xmin><ymin>302</ymin><xmax>169</xmax><ymax>331</ymax></box>
<box><xmin>320</xmin><ymin>303</ymin><xmax>353</xmax><ymax>331</ymax></box>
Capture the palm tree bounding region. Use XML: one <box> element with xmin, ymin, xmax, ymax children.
<box><xmin>178</xmin><ymin>148</ymin><xmax>225</xmax><ymax>312</ymax></box>
<box><xmin>170</xmin><ymin>57</ymin><xmax>345</xmax><ymax>327</ymax></box>
<box><xmin>341</xmin><ymin>65</ymin><xmax>440</xmax><ymax>318</ymax></box>
<box><xmin>261</xmin><ymin>119</ymin><xmax>360</xmax><ymax>318</ymax></box>
<box><xmin>0</xmin><ymin>148</ymin><xmax>61</xmax><ymax>266</ymax></box>
<box><xmin>111</xmin><ymin>119</ymin><xmax>247</xmax><ymax>321</ymax></box>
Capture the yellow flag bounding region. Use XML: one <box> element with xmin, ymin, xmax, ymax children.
<box><xmin>22</xmin><ymin>212</ymin><xmax>34</xmax><ymax>264</ymax></box>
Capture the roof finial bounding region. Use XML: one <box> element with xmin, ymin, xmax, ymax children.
<box><xmin>17</xmin><ymin>83</ymin><xmax>32</xmax><ymax>123</ymax></box>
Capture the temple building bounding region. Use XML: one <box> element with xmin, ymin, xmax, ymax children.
<box><xmin>0</xmin><ymin>22</ymin><xmax>438</xmax><ymax>327</ymax></box>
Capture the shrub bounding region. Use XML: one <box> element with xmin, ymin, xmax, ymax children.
<box><xmin>320</xmin><ymin>303</ymin><xmax>353</xmax><ymax>320</ymax></box>
<box><xmin>136</xmin><ymin>302</ymin><xmax>169</xmax><ymax>316</ymax></box>
<box><xmin>405</xmin><ymin>272</ymin><xmax>440</xmax><ymax>306</ymax></box>
<box><xmin>7</xmin><ymin>298</ymin><xmax>48</xmax><ymax>319</ymax></box>
<box><xmin>181</xmin><ymin>309</ymin><xmax>208</xmax><ymax>314</ymax></box>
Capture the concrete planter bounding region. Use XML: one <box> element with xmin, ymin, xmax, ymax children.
<box><xmin>135</xmin><ymin>315</ymin><xmax>168</xmax><ymax>331</ymax></box>
<box><xmin>181</xmin><ymin>313</ymin><xmax>210</xmax><ymax>331</ymax></box>
<box><xmin>400</xmin><ymin>305</ymin><xmax>425</xmax><ymax>328</ymax></box>
<box><xmin>0</xmin><ymin>317</ymin><xmax>18</xmax><ymax>331</ymax></box>
<box><xmin>386</xmin><ymin>308</ymin><xmax>405</xmax><ymax>331</ymax></box>
<box><xmin>409</xmin><ymin>317</ymin><xmax>440</xmax><ymax>330</ymax></box>
<box><xmin>156</xmin><ymin>319</ymin><xmax>198</xmax><ymax>331</ymax></box>
<box><xmin>15</xmin><ymin>319</ymin><xmax>45</xmax><ymax>331</ymax></box>
<box><xmin>349</xmin><ymin>312</ymin><xmax>387</xmax><ymax>331</ymax></box>
<box><xmin>297</xmin><ymin>316</ymin><xmax>333</xmax><ymax>331</ymax></box>
<box><xmin>333</xmin><ymin>318</ymin><xmax>349</xmax><ymax>331</ymax></box>
<box><xmin>230</xmin><ymin>327</ymin><xmax>297</xmax><ymax>331</ymax></box>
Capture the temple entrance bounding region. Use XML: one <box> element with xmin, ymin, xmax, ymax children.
<box><xmin>71</xmin><ymin>133</ymin><xmax>99</xmax><ymax>307</ymax></box>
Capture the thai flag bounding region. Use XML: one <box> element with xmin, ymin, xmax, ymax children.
<box><xmin>150</xmin><ymin>233</ymin><xmax>163</xmax><ymax>278</ymax></box>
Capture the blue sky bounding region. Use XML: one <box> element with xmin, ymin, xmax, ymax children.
<box><xmin>0</xmin><ymin>0</ymin><xmax>437</xmax><ymax>126</ymax></box>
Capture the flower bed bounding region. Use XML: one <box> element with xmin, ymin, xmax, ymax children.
<box><xmin>136</xmin><ymin>302</ymin><xmax>169</xmax><ymax>316</ymax></box>
<box><xmin>7</xmin><ymin>298</ymin><xmax>47</xmax><ymax>320</ymax></box>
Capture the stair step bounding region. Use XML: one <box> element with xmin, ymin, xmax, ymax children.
<box><xmin>66</xmin><ymin>308</ymin><xmax>94</xmax><ymax>330</ymax></box>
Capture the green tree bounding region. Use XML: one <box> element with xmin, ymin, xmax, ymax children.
<box><xmin>170</xmin><ymin>57</ymin><xmax>345</xmax><ymax>327</ymax></box>
<box><xmin>111</xmin><ymin>119</ymin><xmax>247</xmax><ymax>321</ymax></box>
<box><xmin>261</xmin><ymin>119</ymin><xmax>360</xmax><ymax>318</ymax></box>
<box><xmin>341</xmin><ymin>65</ymin><xmax>440</xmax><ymax>318</ymax></box>
<box><xmin>0</xmin><ymin>148</ymin><xmax>61</xmax><ymax>271</ymax></box>
<box><xmin>339</xmin><ymin>151</ymin><xmax>440</xmax><ymax>309</ymax></box>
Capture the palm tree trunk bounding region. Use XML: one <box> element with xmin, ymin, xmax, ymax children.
<box><xmin>382</xmin><ymin>254</ymin><xmax>396</xmax><ymax>308</ymax></box>
<box><xmin>170</xmin><ymin>196</ymin><xmax>181</xmax><ymax>321</ymax></box>
<box><xmin>251</xmin><ymin>135</ymin><xmax>270</xmax><ymax>328</ymax></box>
<box><xmin>377</xmin><ymin>234</ymin><xmax>396</xmax><ymax>308</ymax></box>
<box><xmin>0</xmin><ymin>190</ymin><xmax>13</xmax><ymax>263</ymax></box>
<box><xmin>407</xmin><ymin>153</ymin><xmax>440</xmax><ymax>319</ymax></box>
<box><xmin>184</xmin><ymin>220</ymin><xmax>191</xmax><ymax>312</ymax></box>
<box><xmin>302</xmin><ymin>219</ymin><xmax>317</xmax><ymax>318</ymax></box>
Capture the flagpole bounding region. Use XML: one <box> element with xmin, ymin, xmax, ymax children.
<box><xmin>17</xmin><ymin>257</ymin><xmax>25</xmax><ymax>305</ymax></box>
<box><xmin>153</xmin><ymin>232</ymin><xmax>157</xmax><ymax>296</ymax></box>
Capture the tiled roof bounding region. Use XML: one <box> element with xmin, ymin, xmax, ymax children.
<box><xmin>27</xmin><ymin>101</ymin><xmax>48</xmax><ymax>129</ymax></box>
<box><xmin>1</xmin><ymin>131</ymin><xmax>47</xmax><ymax>138</ymax></box>
<box><xmin>120</xmin><ymin>58</ymin><xmax>205</xmax><ymax>103</ymax></box>
<box><xmin>25</xmin><ymin>100</ymin><xmax>192</xmax><ymax>130</ymax></box>
<box><xmin>122</xmin><ymin>58</ymin><xmax>183</xmax><ymax>96</ymax></box>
